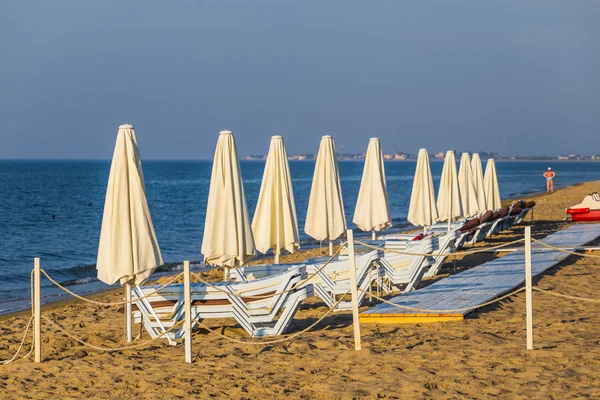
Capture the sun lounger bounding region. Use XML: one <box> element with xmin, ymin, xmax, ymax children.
<box><xmin>231</xmin><ymin>250</ymin><xmax>385</xmax><ymax>311</ymax></box>
<box><xmin>374</xmin><ymin>236</ymin><xmax>436</xmax><ymax>290</ymax></box>
<box><xmin>131</xmin><ymin>265</ymin><xmax>313</xmax><ymax>339</ymax></box>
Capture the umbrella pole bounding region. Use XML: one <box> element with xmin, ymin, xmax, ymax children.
<box><xmin>274</xmin><ymin>251</ymin><xmax>280</xmax><ymax>265</ymax></box>
<box><xmin>223</xmin><ymin>267</ymin><xmax>230</xmax><ymax>282</ymax></box>
<box><xmin>371</xmin><ymin>230</ymin><xmax>376</xmax><ymax>240</ymax></box>
<box><xmin>125</xmin><ymin>283</ymin><xmax>132</xmax><ymax>343</ymax></box>
<box><xmin>329</xmin><ymin>240</ymin><xmax>334</xmax><ymax>256</ymax></box>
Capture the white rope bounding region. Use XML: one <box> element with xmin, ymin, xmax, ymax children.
<box><xmin>41</xmin><ymin>315</ymin><xmax>185</xmax><ymax>352</ymax></box>
<box><xmin>533</xmin><ymin>287</ymin><xmax>600</xmax><ymax>303</ymax></box>
<box><xmin>531</xmin><ymin>238</ymin><xmax>600</xmax><ymax>259</ymax></box>
<box><xmin>41</xmin><ymin>269</ymin><xmax>185</xmax><ymax>305</ymax></box>
<box><xmin>191</xmin><ymin>243</ymin><xmax>348</xmax><ymax>300</ymax></box>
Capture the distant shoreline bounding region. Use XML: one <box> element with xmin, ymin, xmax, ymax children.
<box><xmin>0</xmin><ymin>158</ymin><xmax>599</xmax><ymax>163</ymax></box>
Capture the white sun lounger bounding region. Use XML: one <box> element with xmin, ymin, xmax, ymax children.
<box><xmin>131</xmin><ymin>265</ymin><xmax>313</xmax><ymax>339</ymax></box>
<box><xmin>231</xmin><ymin>250</ymin><xmax>385</xmax><ymax>311</ymax></box>
<box><xmin>373</xmin><ymin>237</ymin><xmax>435</xmax><ymax>291</ymax></box>
<box><xmin>379</xmin><ymin>225</ymin><xmax>461</xmax><ymax>279</ymax></box>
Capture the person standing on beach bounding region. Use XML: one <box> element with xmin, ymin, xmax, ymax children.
<box><xmin>543</xmin><ymin>167</ymin><xmax>555</xmax><ymax>192</ymax></box>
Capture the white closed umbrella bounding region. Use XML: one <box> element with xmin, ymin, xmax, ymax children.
<box><xmin>201</xmin><ymin>130</ymin><xmax>256</xmax><ymax>279</ymax></box>
<box><xmin>458</xmin><ymin>153</ymin><xmax>480</xmax><ymax>217</ymax></box>
<box><xmin>437</xmin><ymin>151</ymin><xmax>463</xmax><ymax>230</ymax></box>
<box><xmin>252</xmin><ymin>135</ymin><xmax>299</xmax><ymax>264</ymax></box>
<box><xmin>484</xmin><ymin>158</ymin><xmax>502</xmax><ymax>211</ymax></box>
<box><xmin>97</xmin><ymin>124</ymin><xmax>163</xmax><ymax>342</ymax></box>
<box><xmin>407</xmin><ymin>148</ymin><xmax>438</xmax><ymax>231</ymax></box>
<box><xmin>353</xmin><ymin>138</ymin><xmax>392</xmax><ymax>240</ymax></box>
<box><xmin>471</xmin><ymin>153</ymin><xmax>487</xmax><ymax>212</ymax></box>
<box><xmin>305</xmin><ymin>135</ymin><xmax>347</xmax><ymax>255</ymax></box>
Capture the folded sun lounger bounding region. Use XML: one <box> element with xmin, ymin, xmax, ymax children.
<box><xmin>132</xmin><ymin>265</ymin><xmax>313</xmax><ymax>339</ymax></box>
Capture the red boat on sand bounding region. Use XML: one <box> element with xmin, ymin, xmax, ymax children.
<box><xmin>566</xmin><ymin>193</ymin><xmax>600</xmax><ymax>222</ymax></box>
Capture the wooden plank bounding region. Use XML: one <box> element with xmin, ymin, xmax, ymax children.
<box><xmin>362</xmin><ymin>224</ymin><xmax>600</xmax><ymax>323</ymax></box>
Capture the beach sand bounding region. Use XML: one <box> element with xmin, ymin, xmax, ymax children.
<box><xmin>1</xmin><ymin>181</ymin><xmax>600</xmax><ymax>399</ymax></box>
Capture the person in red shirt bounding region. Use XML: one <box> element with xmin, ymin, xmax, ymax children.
<box><xmin>543</xmin><ymin>167</ymin><xmax>556</xmax><ymax>192</ymax></box>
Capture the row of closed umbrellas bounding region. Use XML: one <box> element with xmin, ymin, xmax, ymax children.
<box><xmin>96</xmin><ymin>125</ymin><xmax>501</xmax><ymax>288</ymax></box>
<box><xmin>409</xmin><ymin>149</ymin><xmax>502</xmax><ymax>231</ymax></box>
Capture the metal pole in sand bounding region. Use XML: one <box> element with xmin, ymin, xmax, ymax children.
<box><xmin>34</xmin><ymin>258</ymin><xmax>41</xmax><ymax>363</ymax></box>
<box><xmin>125</xmin><ymin>283</ymin><xmax>133</xmax><ymax>342</ymax></box>
<box><xmin>346</xmin><ymin>229</ymin><xmax>362</xmax><ymax>351</ymax></box>
<box><xmin>184</xmin><ymin>261</ymin><xmax>193</xmax><ymax>363</ymax></box>
<box><xmin>525</xmin><ymin>226</ymin><xmax>533</xmax><ymax>350</ymax></box>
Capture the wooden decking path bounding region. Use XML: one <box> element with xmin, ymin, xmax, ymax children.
<box><xmin>361</xmin><ymin>223</ymin><xmax>600</xmax><ymax>324</ymax></box>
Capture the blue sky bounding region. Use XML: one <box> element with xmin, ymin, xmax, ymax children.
<box><xmin>1</xmin><ymin>1</ymin><xmax>598</xmax><ymax>159</ymax></box>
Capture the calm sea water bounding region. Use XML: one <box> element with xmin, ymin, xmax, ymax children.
<box><xmin>0</xmin><ymin>160</ymin><xmax>597</xmax><ymax>313</ymax></box>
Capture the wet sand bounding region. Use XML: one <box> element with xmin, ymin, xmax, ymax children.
<box><xmin>1</xmin><ymin>180</ymin><xmax>600</xmax><ymax>399</ymax></box>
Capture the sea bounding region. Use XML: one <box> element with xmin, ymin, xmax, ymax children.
<box><xmin>0</xmin><ymin>160</ymin><xmax>597</xmax><ymax>314</ymax></box>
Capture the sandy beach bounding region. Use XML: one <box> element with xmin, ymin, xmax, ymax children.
<box><xmin>2</xmin><ymin>180</ymin><xmax>600</xmax><ymax>399</ymax></box>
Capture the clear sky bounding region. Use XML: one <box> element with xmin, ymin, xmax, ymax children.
<box><xmin>1</xmin><ymin>1</ymin><xmax>598</xmax><ymax>159</ymax></box>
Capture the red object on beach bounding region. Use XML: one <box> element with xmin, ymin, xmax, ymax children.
<box><xmin>566</xmin><ymin>193</ymin><xmax>600</xmax><ymax>222</ymax></box>
<box><xmin>566</xmin><ymin>208</ymin><xmax>600</xmax><ymax>222</ymax></box>
<box><xmin>412</xmin><ymin>233</ymin><xmax>424</xmax><ymax>241</ymax></box>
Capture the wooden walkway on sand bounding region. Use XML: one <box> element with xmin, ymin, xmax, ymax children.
<box><xmin>360</xmin><ymin>223</ymin><xmax>600</xmax><ymax>324</ymax></box>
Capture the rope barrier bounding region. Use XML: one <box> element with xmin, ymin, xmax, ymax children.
<box><xmin>39</xmin><ymin>244</ymin><xmax>348</xmax><ymax>304</ymax></box>
<box><xmin>41</xmin><ymin>314</ymin><xmax>185</xmax><ymax>352</ymax></box>
<box><xmin>531</xmin><ymin>238</ymin><xmax>600</xmax><ymax>259</ymax></box>
<box><xmin>533</xmin><ymin>287</ymin><xmax>600</xmax><ymax>303</ymax></box>
<box><xmin>357</xmin><ymin>287</ymin><xmax>526</xmax><ymax>313</ymax></box>
<box><xmin>354</xmin><ymin>238</ymin><xmax>525</xmax><ymax>258</ymax></box>
<box><xmin>193</xmin><ymin>291</ymin><xmax>351</xmax><ymax>345</ymax></box>
<box><xmin>0</xmin><ymin>316</ymin><xmax>33</xmax><ymax>365</ymax></box>
<box><xmin>1</xmin><ymin>270</ymin><xmax>35</xmax><ymax>365</ymax></box>
<box><xmin>40</xmin><ymin>269</ymin><xmax>185</xmax><ymax>306</ymax></box>
<box><xmin>188</xmin><ymin>243</ymin><xmax>348</xmax><ymax>300</ymax></box>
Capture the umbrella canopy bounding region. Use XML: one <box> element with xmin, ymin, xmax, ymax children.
<box><xmin>353</xmin><ymin>138</ymin><xmax>392</xmax><ymax>233</ymax></box>
<box><xmin>201</xmin><ymin>130</ymin><xmax>256</xmax><ymax>267</ymax></box>
<box><xmin>97</xmin><ymin>124</ymin><xmax>163</xmax><ymax>286</ymax></box>
<box><xmin>457</xmin><ymin>152</ymin><xmax>480</xmax><ymax>217</ymax></box>
<box><xmin>471</xmin><ymin>153</ymin><xmax>487</xmax><ymax>212</ymax></box>
<box><xmin>305</xmin><ymin>135</ymin><xmax>347</xmax><ymax>242</ymax></box>
<box><xmin>437</xmin><ymin>151</ymin><xmax>463</xmax><ymax>223</ymax></box>
<box><xmin>252</xmin><ymin>135</ymin><xmax>300</xmax><ymax>259</ymax></box>
<box><xmin>484</xmin><ymin>158</ymin><xmax>502</xmax><ymax>211</ymax></box>
<box><xmin>407</xmin><ymin>148</ymin><xmax>438</xmax><ymax>228</ymax></box>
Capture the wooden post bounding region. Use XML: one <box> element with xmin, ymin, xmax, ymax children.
<box><xmin>125</xmin><ymin>283</ymin><xmax>132</xmax><ymax>342</ymax></box>
<box><xmin>329</xmin><ymin>240</ymin><xmax>334</xmax><ymax>256</ymax></box>
<box><xmin>525</xmin><ymin>226</ymin><xmax>533</xmax><ymax>350</ymax></box>
<box><xmin>34</xmin><ymin>258</ymin><xmax>41</xmax><ymax>363</ymax></box>
<box><xmin>184</xmin><ymin>261</ymin><xmax>193</xmax><ymax>363</ymax></box>
<box><xmin>346</xmin><ymin>230</ymin><xmax>362</xmax><ymax>351</ymax></box>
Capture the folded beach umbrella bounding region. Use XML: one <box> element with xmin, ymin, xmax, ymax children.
<box><xmin>353</xmin><ymin>138</ymin><xmax>392</xmax><ymax>239</ymax></box>
<box><xmin>437</xmin><ymin>150</ymin><xmax>463</xmax><ymax>230</ymax></box>
<box><xmin>484</xmin><ymin>158</ymin><xmax>502</xmax><ymax>211</ymax></box>
<box><xmin>97</xmin><ymin>124</ymin><xmax>163</xmax><ymax>342</ymax></box>
<box><xmin>458</xmin><ymin>152</ymin><xmax>480</xmax><ymax>217</ymax></box>
<box><xmin>305</xmin><ymin>135</ymin><xmax>347</xmax><ymax>255</ymax></box>
<box><xmin>97</xmin><ymin>124</ymin><xmax>163</xmax><ymax>287</ymax></box>
<box><xmin>407</xmin><ymin>148</ymin><xmax>438</xmax><ymax>231</ymax></box>
<box><xmin>201</xmin><ymin>130</ymin><xmax>256</xmax><ymax>275</ymax></box>
<box><xmin>252</xmin><ymin>135</ymin><xmax>300</xmax><ymax>264</ymax></box>
<box><xmin>471</xmin><ymin>153</ymin><xmax>487</xmax><ymax>213</ymax></box>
